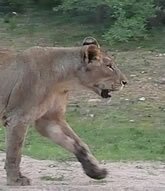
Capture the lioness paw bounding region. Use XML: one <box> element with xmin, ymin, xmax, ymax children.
<box><xmin>7</xmin><ymin>176</ymin><xmax>31</xmax><ymax>186</ymax></box>
<box><xmin>85</xmin><ymin>166</ymin><xmax>108</xmax><ymax>180</ymax></box>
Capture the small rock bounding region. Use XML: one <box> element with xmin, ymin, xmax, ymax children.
<box><xmin>130</xmin><ymin>74</ymin><xmax>137</xmax><ymax>77</ymax></box>
<box><xmin>12</xmin><ymin>11</ymin><xmax>17</xmax><ymax>15</ymax></box>
<box><xmin>156</xmin><ymin>53</ymin><xmax>163</xmax><ymax>57</ymax></box>
<box><xmin>125</xmin><ymin>98</ymin><xmax>129</xmax><ymax>101</ymax></box>
<box><xmin>129</xmin><ymin>120</ymin><xmax>135</xmax><ymax>122</ymax></box>
<box><xmin>136</xmin><ymin>165</ymin><xmax>143</xmax><ymax>169</ymax></box>
<box><xmin>89</xmin><ymin>114</ymin><xmax>94</xmax><ymax>118</ymax></box>
<box><xmin>48</xmin><ymin>164</ymin><xmax>57</xmax><ymax>168</ymax></box>
<box><xmin>138</xmin><ymin>97</ymin><xmax>146</xmax><ymax>101</ymax></box>
<box><xmin>158</xmin><ymin>78</ymin><xmax>165</xmax><ymax>85</ymax></box>
<box><xmin>88</xmin><ymin>98</ymin><xmax>101</xmax><ymax>102</ymax></box>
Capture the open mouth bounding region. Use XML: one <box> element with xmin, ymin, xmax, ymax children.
<box><xmin>100</xmin><ymin>89</ymin><xmax>111</xmax><ymax>98</ymax></box>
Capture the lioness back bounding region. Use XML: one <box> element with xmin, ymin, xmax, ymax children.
<box><xmin>0</xmin><ymin>46</ymin><xmax>82</xmax><ymax>118</ymax></box>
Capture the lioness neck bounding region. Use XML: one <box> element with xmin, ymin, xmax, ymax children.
<box><xmin>22</xmin><ymin>46</ymin><xmax>84</xmax><ymax>91</ymax></box>
<box><xmin>50</xmin><ymin>47</ymin><xmax>83</xmax><ymax>80</ymax></box>
<box><xmin>24</xmin><ymin>46</ymin><xmax>83</xmax><ymax>82</ymax></box>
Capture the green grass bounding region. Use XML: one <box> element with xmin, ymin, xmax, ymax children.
<box><xmin>0</xmin><ymin>101</ymin><xmax>164</xmax><ymax>161</ymax></box>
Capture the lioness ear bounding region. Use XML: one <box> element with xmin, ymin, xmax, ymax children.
<box><xmin>84</xmin><ymin>44</ymin><xmax>100</xmax><ymax>64</ymax></box>
<box><xmin>82</xmin><ymin>37</ymin><xmax>100</xmax><ymax>48</ymax></box>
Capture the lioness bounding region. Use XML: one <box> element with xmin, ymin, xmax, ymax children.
<box><xmin>0</xmin><ymin>37</ymin><xmax>127</xmax><ymax>186</ymax></box>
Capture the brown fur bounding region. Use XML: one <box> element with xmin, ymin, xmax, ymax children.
<box><xmin>0</xmin><ymin>38</ymin><xmax>127</xmax><ymax>186</ymax></box>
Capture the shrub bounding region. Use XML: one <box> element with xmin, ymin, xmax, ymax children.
<box><xmin>103</xmin><ymin>0</ymin><xmax>156</xmax><ymax>44</ymax></box>
<box><xmin>56</xmin><ymin>0</ymin><xmax>156</xmax><ymax>43</ymax></box>
<box><xmin>56</xmin><ymin>0</ymin><xmax>112</xmax><ymax>23</ymax></box>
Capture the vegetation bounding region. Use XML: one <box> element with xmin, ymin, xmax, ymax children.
<box><xmin>0</xmin><ymin>99</ymin><xmax>165</xmax><ymax>161</ymax></box>
<box><xmin>0</xmin><ymin>0</ymin><xmax>165</xmax><ymax>44</ymax></box>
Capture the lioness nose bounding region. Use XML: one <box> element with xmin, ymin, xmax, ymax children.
<box><xmin>121</xmin><ymin>80</ymin><xmax>127</xmax><ymax>85</ymax></box>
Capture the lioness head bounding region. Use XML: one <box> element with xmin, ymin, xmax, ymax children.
<box><xmin>77</xmin><ymin>37</ymin><xmax>127</xmax><ymax>98</ymax></box>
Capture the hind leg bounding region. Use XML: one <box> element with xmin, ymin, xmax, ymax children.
<box><xmin>4</xmin><ymin>116</ymin><xmax>30</xmax><ymax>186</ymax></box>
<box><xmin>35</xmin><ymin>117</ymin><xmax>107</xmax><ymax>180</ymax></box>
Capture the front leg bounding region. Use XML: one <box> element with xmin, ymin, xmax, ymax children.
<box><xmin>35</xmin><ymin>118</ymin><xmax>107</xmax><ymax>179</ymax></box>
<box><xmin>4</xmin><ymin>116</ymin><xmax>30</xmax><ymax>186</ymax></box>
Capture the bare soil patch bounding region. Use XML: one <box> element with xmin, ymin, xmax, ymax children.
<box><xmin>0</xmin><ymin>152</ymin><xmax>165</xmax><ymax>191</ymax></box>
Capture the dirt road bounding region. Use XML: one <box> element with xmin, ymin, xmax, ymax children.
<box><xmin>0</xmin><ymin>152</ymin><xmax>165</xmax><ymax>191</ymax></box>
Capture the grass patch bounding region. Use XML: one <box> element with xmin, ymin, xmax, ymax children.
<box><xmin>0</xmin><ymin>101</ymin><xmax>164</xmax><ymax>161</ymax></box>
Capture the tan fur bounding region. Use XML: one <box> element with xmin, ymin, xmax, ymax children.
<box><xmin>0</xmin><ymin>38</ymin><xmax>127</xmax><ymax>186</ymax></box>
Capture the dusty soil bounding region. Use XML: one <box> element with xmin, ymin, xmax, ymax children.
<box><xmin>0</xmin><ymin>152</ymin><xmax>165</xmax><ymax>191</ymax></box>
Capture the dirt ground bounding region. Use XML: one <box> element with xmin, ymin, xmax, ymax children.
<box><xmin>0</xmin><ymin>152</ymin><xmax>165</xmax><ymax>191</ymax></box>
